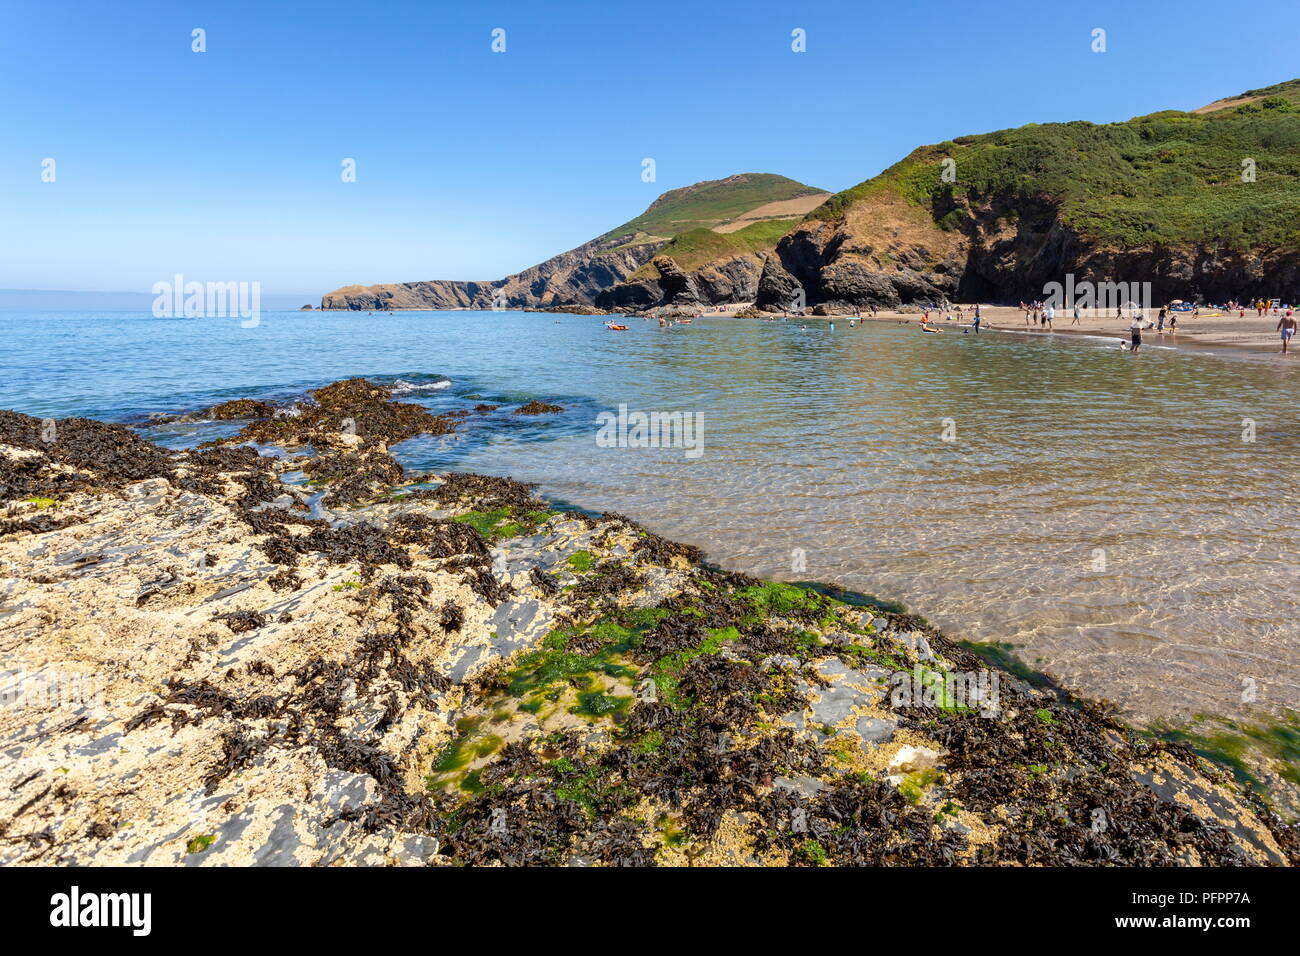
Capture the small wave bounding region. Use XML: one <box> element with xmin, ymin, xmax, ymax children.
<box><xmin>390</xmin><ymin>377</ymin><xmax>451</xmax><ymax>395</ymax></box>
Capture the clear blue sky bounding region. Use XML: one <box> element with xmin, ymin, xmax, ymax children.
<box><xmin>3</xmin><ymin>0</ymin><xmax>1297</xmax><ymax>296</ymax></box>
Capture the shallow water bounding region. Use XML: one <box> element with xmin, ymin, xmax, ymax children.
<box><xmin>5</xmin><ymin>308</ymin><xmax>1298</xmax><ymax>724</ymax></box>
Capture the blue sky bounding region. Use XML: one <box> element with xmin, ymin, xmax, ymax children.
<box><xmin>3</xmin><ymin>0</ymin><xmax>1297</xmax><ymax>297</ymax></box>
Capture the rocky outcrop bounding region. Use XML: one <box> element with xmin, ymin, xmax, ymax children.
<box><xmin>322</xmin><ymin>238</ymin><xmax>664</xmax><ymax>311</ymax></box>
<box><xmin>597</xmin><ymin>253</ymin><xmax>767</xmax><ymax>312</ymax></box>
<box><xmin>750</xmin><ymin>187</ymin><xmax>1300</xmax><ymax>312</ymax></box>
<box><xmin>321</xmin><ymin>173</ymin><xmax>830</xmax><ymax>311</ymax></box>
<box><xmin>754</xmin><ymin>253</ymin><xmax>804</xmax><ymax>312</ymax></box>
<box><xmin>1</xmin><ymin>388</ymin><xmax>1296</xmax><ymax>866</ymax></box>
<box><xmin>594</xmin><ymin>255</ymin><xmax>708</xmax><ymax>312</ymax></box>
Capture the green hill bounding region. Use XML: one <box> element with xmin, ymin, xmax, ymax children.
<box><xmin>810</xmin><ymin>78</ymin><xmax>1300</xmax><ymax>253</ymax></box>
<box><xmin>604</xmin><ymin>173</ymin><xmax>826</xmax><ymax>240</ymax></box>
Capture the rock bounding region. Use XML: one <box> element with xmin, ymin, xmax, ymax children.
<box><xmin>941</xmin><ymin>817</ymin><xmax>972</xmax><ymax>836</ymax></box>
<box><xmin>854</xmin><ymin>716</ymin><xmax>897</xmax><ymax>745</ymax></box>
<box><xmin>889</xmin><ymin>745</ymin><xmax>942</xmax><ymax>773</ymax></box>
<box><xmin>754</xmin><ymin>253</ymin><xmax>804</xmax><ymax>313</ymax></box>
<box><xmin>773</xmin><ymin>775</ymin><xmax>828</xmax><ymax>799</ymax></box>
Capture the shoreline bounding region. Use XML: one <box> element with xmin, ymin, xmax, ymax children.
<box><xmin>2</xmin><ymin>380</ymin><xmax>1296</xmax><ymax>866</ymax></box>
<box><xmin>703</xmin><ymin>302</ymin><xmax>1300</xmax><ymax>357</ymax></box>
<box><xmin>315</xmin><ymin>302</ymin><xmax>1300</xmax><ymax>360</ymax></box>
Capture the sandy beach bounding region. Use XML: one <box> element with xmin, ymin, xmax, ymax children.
<box><xmin>695</xmin><ymin>302</ymin><xmax>1299</xmax><ymax>354</ymax></box>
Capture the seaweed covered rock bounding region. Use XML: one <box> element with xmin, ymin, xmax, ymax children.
<box><xmin>0</xmin><ymin>404</ymin><xmax>1294</xmax><ymax>867</ymax></box>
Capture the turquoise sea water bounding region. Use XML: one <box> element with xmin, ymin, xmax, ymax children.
<box><xmin>4</xmin><ymin>308</ymin><xmax>1298</xmax><ymax>724</ymax></box>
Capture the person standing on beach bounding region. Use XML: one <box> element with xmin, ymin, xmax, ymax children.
<box><xmin>1278</xmin><ymin>311</ymin><xmax>1297</xmax><ymax>354</ymax></box>
<box><xmin>1045</xmin><ymin>303</ymin><xmax>1054</xmax><ymax>328</ymax></box>
<box><xmin>973</xmin><ymin>304</ymin><xmax>982</xmax><ymax>334</ymax></box>
<box><xmin>1128</xmin><ymin>314</ymin><xmax>1144</xmax><ymax>352</ymax></box>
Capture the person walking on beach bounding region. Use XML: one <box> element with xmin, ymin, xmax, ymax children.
<box><xmin>1278</xmin><ymin>311</ymin><xmax>1297</xmax><ymax>354</ymax></box>
<box><xmin>1071</xmin><ymin>302</ymin><xmax>1081</xmax><ymax>325</ymax></box>
<box><xmin>1128</xmin><ymin>314</ymin><xmax>1144</xmax><ymax>352</ymax></box>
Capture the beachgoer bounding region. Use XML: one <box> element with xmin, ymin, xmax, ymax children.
<box><xmin>1278</xmin><ymin>312</ymin><xmax>1297</xmax><ymax>354</ymax></box>
<box><xmin>1128</xmin><ymin>315</ymin><xmax>1143</xmax><ymax>352</ymax></box>
<box><xmin>1072</xmin><ymin>303</ymin><xmax>1081</xmax><ymax>325</ymax></box>
<box><xmin>973</xmin><ymin>304</ymin><xmax>981</xmax><ymax>334</ymax></box>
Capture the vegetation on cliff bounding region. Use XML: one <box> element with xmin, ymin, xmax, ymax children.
<box><xmin>810</xmin><ymin>78</ymin><xmax>1300</xmax><ymax>252</ymax></box>
<box><xmin>605</xmin><ymin>173</ymin><xmax>825</xmax><ymax>241</ymax></box>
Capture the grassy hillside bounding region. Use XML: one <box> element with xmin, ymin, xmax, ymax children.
<box><xmin>606</xmin><ymin>173</ymin><xmax>825</xmax><ymax>240</ymax></box>
<box><xmin>809</xmin><ymin>78</ymin><xmax>1300</xmax><ymax>252</ymax></box>
<box><xmin>630</xmin><ymin>219</ymin><xmax>794</xmax><ymax>275</ymax></box>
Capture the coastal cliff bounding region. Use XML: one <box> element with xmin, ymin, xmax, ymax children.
<box><xmin>1</xmin><ymin>381</ymin><xmax>1295</xmax><ymax>866</ymax></box>
<box><xmin>625</xmin><ymin>78</ymin><xmax>1300</xmax><ymax>312</ymax></box>
<box><xmin>321</xmin><ymin>174</ymin><xmax>828</xmax><ymax>311</ymax></box>
<box><xmin>345</xmin><ymin>78</ymin><xmax>1300</xmax><ymax>317</ymax></box>
<box><xmin>321</xmin><ymin>236</ymin><xmax>663</xmax><ymax>312</ymax></box>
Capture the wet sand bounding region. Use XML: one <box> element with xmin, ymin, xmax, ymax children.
<box><xmin>705</xmin><ymin>302</ymin><xmax>1299</xmax><ymax>355</ymax></box>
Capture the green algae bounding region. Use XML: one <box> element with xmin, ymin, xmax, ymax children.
<box><xmin>506</xmin><ymin>623</ymin><xmax>639</xmax><ymax>700</ymax></box>
<box><xmin>186</xmin><ymin>834</ymin><xmax>216</xmax><ymax>854</ymax></box>
<box><xmin>1153</xmin><ymin>710</ymin><xmax>1300</xmax><ymax>801</ymax></box>
<box><xmin>960</xmin><ymin>640</ymin><xmax>1054</xmax><ymax>689</ymax></box>
<box><xmin>573</xmin><ymin>690</ymin><xmax>632</xmax><ymax>721</ymax></box>
<box><xmin>899</xmin><ymin>768</ymin><xmax>942</xmax><ymax>805</ymax></box>
<box><xmin>453</xmin><ymin>507</ymin><xmax>557</xmax><ymax>541</ymax></box>
<box><xmin>566</xmin><ymin>549</ymin><xmax>596</xmax><ymax>573</ymax></box>
<box><xmin>648</xmin><ymin>624</ymin><xmax>738</xmax><ymax>709</ymax></box>
<box><xmin>796</xmin><ymin>838</ymin><xmax>829</xmax><ymax>866</ymax></box>
<box><xmin>550</xmin><ymin>760</ymin><xmax>630</xmax><ymax>817</ymax></box>
<box><xmin>426</xmin><ymin>716</ymin><xmax>508</xmax><ymax>793</ymax></box>
<box><xmin>736</xmin><ymin>581</ymin><xmax>835</xmax><ymax>625</ymax></box>
<box><xmin>842</xmin><ymin>642</ymin><xmax>907</xmax><ymax>671</ymax></box>
<box><xmin>632</xmin><ymin>730</ymin><xmax>665</xmax><ymax>754</ymax></box>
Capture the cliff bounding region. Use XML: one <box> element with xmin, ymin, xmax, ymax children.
<box><xmin>321</xmin><ymin>174</ymin><xmax>827</xmax><ymax>311</ymax></box>
<box><xmin>751</xmin><ymin>78</ymin><xmax>1300</xmax><ymax>311</ymax></box>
